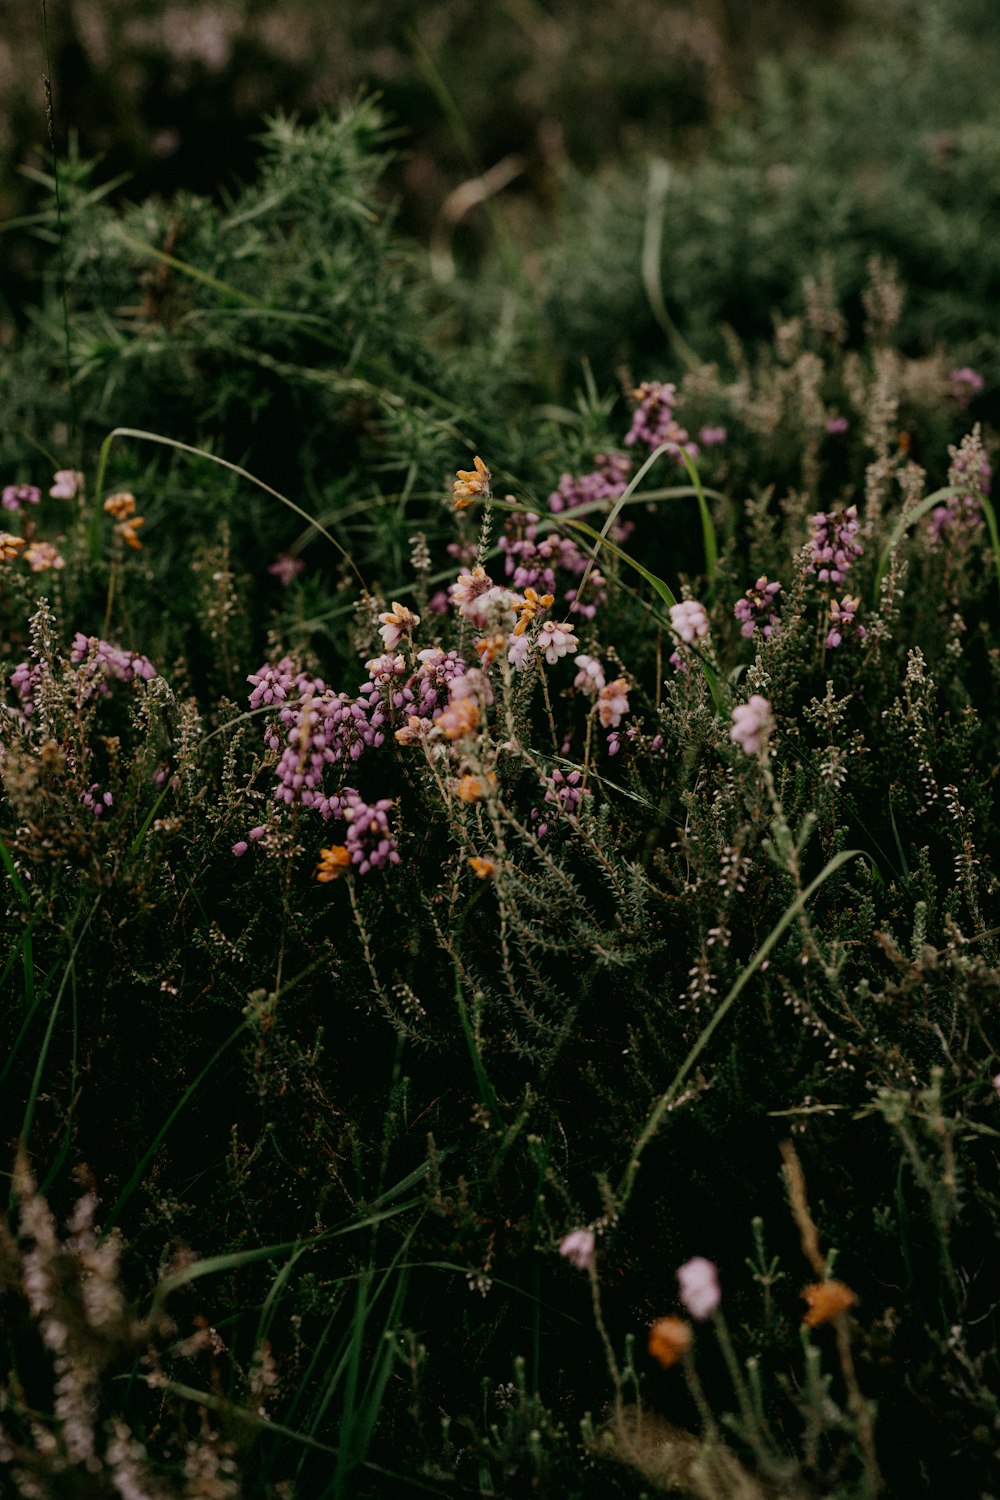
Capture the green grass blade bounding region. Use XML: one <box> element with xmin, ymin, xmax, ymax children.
<box><xmin>91</xmin><ymin>426</ymin><xmax>366</xmax><ymax>587</ymax></box>
<box><xmin>615</xmin><ymin>846</ymin><xmax>865</xmax><ymax>1210</ymax></box>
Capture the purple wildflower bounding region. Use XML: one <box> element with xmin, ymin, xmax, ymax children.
<box><xmin>82</xmin><ymin>784</ymin><xmax>114</xmax><ymax>819</ymax></box>
<box><xmin>625</xmin><ymin>382</ymin><xmax>698</xmax><ymax>462</ymax></box>
<box><xmin>734</xmin><ymin>576</ymin><xmax>782</xmax><ymax>639</ymax></box>
<box><xmin>268</xmin><ymin>553</ymin><xmax>304</xmax><ymax>586</ymax></box>
<box><xmin>698</xmin><ymin>425</ymin><xmax>727</xmax><ymax>447</ymax></box>
<box><xmin>2</xmin><ymin>483</ymin><xmax>42</xmax><ymax>512</ymax></box>
<box><xmin>950</xmin><ymin>367</ymin><xmax>984</xmax><ymax>408</ymax></box>
<box><xmin>825</xmin><ymin>595</ymin><xmax>866</xmax><ymax>650</ymax></box>
<box><xmin>825</xmin><ymin>415</ymin><xmax>849</xmax><ymax>436</ymax></box>
<box><xmin>807</xmin><ymin>505</ymin><xmax>862</xmax><ymax>584</ymax></box>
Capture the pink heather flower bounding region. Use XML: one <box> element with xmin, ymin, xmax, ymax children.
<box><xmin>559</xmin><ymin>1228</ymin><xmax>595</xmax><ymax>1273</ymax></box>
<box><xmin>598</xmin><ymin>677</ymin><xmax>630</xmax><ymax>729</ymax></box>
<box><xmin>808</xmin><ymin>505</ymin><xmax>862</xmax><ymax>584</ymax></box>
<box><xmin>428</xmin><ymin>589</ymin><xmax>450</xmax><ymax>614</ymax></box>
<box><xmin>677</xmin><ymin>1257</ymin><xmax>721</xmax><ymax>1320</ymax></box>
<box><xmin>730</xmin><ymin>696</ymin><xmax>773</xmax><ymax>756</ymax></box>
<box><xmin>537</xmin><ymin>620</ymin><xmax>579</xmax><ymax>665</ymax></box>
<box><xmin>734</xmin><ymin>576</ymin><xmax>781</xmax><ymax>639</ymax></box>
<box><xmin>669</xmin><ymin>599</ymin><xmax>709</xmax><ymax>645</ymax></box>
<box><xmin>992</xmin><ymin>1073</ymin><xmax>1000</xmax><ymax>1099</ymax></box>
<box><xmin>2</xmin><ymin>483</ymin><xmax>42</xmax><ymax>512</ymax></box>
<box><xmin>698</xmin><ymin>425</ymin><xmax>727</xmax><ymax>447</ymax></box>
<box><xmin>573</xmin><ymin>654</ymin><xmax>606</xmax><ymax>695</ymax></box>
<box><xmin>268</xmin><ymin>553</ymin><xmax>304</xmax><ymax>586</ymax></box>
<box><xmin>449</xmin><ymin>565</ymin><xmax>507</xmax><ymax>624</ymax></box>
<box><xmin>825</xmin><ymin>415</ymin><xmax>849</xmax><ymax>436</ymax></box>
<box><xmin>378</xmin><ymin>601</ymin><xmax>420</xmax><ymax>650</ymax></box>
<box><xmin>249</xmin><ymin>826</ymin><xmax>267</xmax><ymax>841</ymax></box>
<box><xmin>232</xmin><ymin>841</ymin><xmax>249</xmax><ymax>857</ymax></box>
<box><xmin>625</xmin><ymin>382</ymin><xmax>697</xmax><ymax>462</ymax></box>
<box><xmin>365</xmin><ymin>653</ymin><xmax>407</xmax><ymax>682</ymax></box>
<box><xmin>826</xmin><ymin>594</ymin><xmax>866</xmax><ymax>650</ymax></box>
<box><xmin>507</xmin><ymin>632</ymin><xmax>532</xmax><ymax>672</ymax></box>
<box><xmin>23</xmin><ymin>541</ymin><xmax>64</xmax><ymax>573</ymax></box>
<box><xmin>50</xmin><ymin>469</ymin><xmax>84</xmax><ymax>499</ymax></box>
<box><xmin>950</xmin><ymin>367</ymin><xmax>984</xmax><ymax>407</ymax></box>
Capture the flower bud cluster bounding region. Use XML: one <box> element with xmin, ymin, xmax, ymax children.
<box><xmin>807</xmin><ymin>505</ymin><xmax>862</xmax><ymax>584</ymax></box>
<box><xmin>625</xmin><ymin>382</ymin><xmax>698</xmax><ymax>461</ymax></box>
<box><xmin>734</xmin><ymin>576</ymin><xmax>782</xmax><ymax>639</ymax></box>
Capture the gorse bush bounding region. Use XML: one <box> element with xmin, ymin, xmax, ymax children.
<box><xmin>3</xmin><ymin>169</ymin><xmax>1000</xmax><ymax>1498</ymax></box>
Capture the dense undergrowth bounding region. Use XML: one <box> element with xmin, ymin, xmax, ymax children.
<box><xmin>2</xmin><ymin>5</ymin><xmax>1000</xmax><ymax>1497</ymax></box>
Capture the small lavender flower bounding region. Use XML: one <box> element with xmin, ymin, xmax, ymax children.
<box><xmin>625</xmin><ymin>382</ymin><xmax>698</xmax><ymax>462</ymax></box>
<box><xmin>950</xmin><ymin>366</ymin><xmax>984</xmax><ymax>407</ymax></box>
<box><xmin>71</xmin><ymin>634</ymin><xmax>156</xmax><ymax>694</ymax></box>
<box><xmin>248</xmin><ymin>657</ymin><xmax>296</xmax><ymax>709</ymax></box>
<box><xmin>2</xmin><ymin>483</ymin><xmax>42</xmax><ymax>512</ymax></box>
<box><xmin>730</xmin><ymin>696</ymin><xmax>773</xmax><ymax>756</ymax></box>
<box><xmin>698</xmin><ymin>425</ymin><xmax>727</xmax><ymax>447</ymax></box>
<box><xmin>928</xmin><ymin>431</ymin><xmax>992</xmax><ymax>546</ymax></box>
<box><xmin>545</xmin><ymin>768</ymin><xmax>588</xmax><ymax>818</ymax></box>
<box><xmin>268</xmin><ymin>553</ymin><xmax>304</xmax><ymax>585</ymax></box>
<box><xmin>232</xmin><ymin>841</ymin><xmax>249</xmax><ymax>857</ymax></box>
<box><xmin>734</xmin><ymin>576</ymin><xmax>782</xmax><ymax>639</ymax></box>
<box><xmin>807</xmin><ymin>504</ymin><xmax>862</xmax><ymax>584</ymax></box>
<box><xmin>50</xmin><ymin>469</ymin><xmax>84</xmax><ymax>499</ymax></box>
<box><xmin>82</xmin><ymin>784</ymin><xmax>114</xmax><ymax>819</ymax></box>
<box><xmin>558</xmin><ymin>1228</ymin><xmax>595</xmax><ymax>1272</ymax></box>
<box><xmin>677</xmin><ymin>1257</ymin><xmax>721</xmax><ymax>1320</ymax></box>
<box><xmin>10</xmin><ymin>661</ymin><xmax>41</xmax><ymax>718</ymax></box>
<box><xmin>547</xmin><ymin>453</ymin><xmax>631</xmax><ymax>514</ymax></box>
<box><xmin>340</xmin><ymin>787</ymin><xmax>401</xmax><ymax>875</ymax></box>
<box><xmin>825</xmin><ymin>594</ymin><xmax>866</xmax><ymax>650</ymax></box>
<box><xmin>825</xmin><ymin>415</ymin><xmax>849</xmax><ymax>436</ymax></box>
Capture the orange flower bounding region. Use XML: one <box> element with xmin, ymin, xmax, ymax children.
<box><xmin>801</xmin><ymin>1280</ymin><xmax>857</xmax><ymax>1328</ymax></box>
<box><xmin>456</xmin><ymin>773</ymin><xmax>495</xmax><ymax>803</ymax></box>
<box><xmin>117</xmin><ymin>516</ymin><xmax>146</xmax><ymax>550</ymax></box>
<box><xmin>648</xmin><ymin>1316</ymin><xmax>693</xmax><ymax>1369</ymax></box>
<box><xmin>468</xmin><ymin>855</ymin><xmax>496</xmax><ymax>879</ymax></box>
<box><xmin>103</xmin><ymin>491</ymin><xmax>137</xmax><ymax>521</ymax></box>
<box><xmin>474</xmin><ymin>631</ymin><xmax>506</xmax><ymax>665</ymax></box>
<box><xmin>452</xmin><ymin>455</ymin><xmax>491</xmax><ymax>510</ymax></box>
<box><xmin>437</xmin><ymin>697</ymin><xmax>480</xmax><ymax>741</ymax></box>
<box><xmin>511</xmin><ymin>586</ymin><xmax>554</xmax><ymax>636</ymax></box>
<box><xmin>0</xmin><ymin>533</ymin><xmax>27</xmax><ymax>561</ymax></box>
<box><xmin>316</xmin><ymin>845</ymin><xmax>351</xmax><ymax>882</ymax></box>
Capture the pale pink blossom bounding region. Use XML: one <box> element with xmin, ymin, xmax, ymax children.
<box><xmin>559</xmin><ymin>1228</ymin><xmax>595</xmax><ymax>1272</ymax></box>
<box><xmin>449</xmin><ymin>565</ymin><xmax>506</xmax><ymax>624</ymax></box>
<box><xmin>677</xmin><ymin>1256</ymin><xmax>720</xmax><ymax>1320</ymax></box>
<box><xmin>268</xmin><ymin>553</ymin><xmax>304</xmax><ymax>585</ymax></box>
<box><xmin>730</xmin><ymin>696</ymin><xmax>774</xmax><ymax>756</ymax></box>
<box><xmin>50</xmin><ymin>469</ymin><xmax>84</xmax><ymax>499</ymax></box>
<box><xmin>598</xmin><ymin>677</ymin><xmax>630</xmax><ymax>729</ymax></box>
<box><xmin>377</xmin><ymin>601</ymin><xmax>420</xmax><ymax>650</ymax></box>
<box><xmin>574</xmin><ymin>654</ymin><xmax>606</xmax><ymax>695</ymax></box>
<box><xmin>537</xmin><ymin>620</ymin><xmax>579</xmax><ymax>665</ymax></box>
<box><xmin>507</xmin><ymin>632</ymin><xmax>532</xmax><ymax>672</ymax></box>
<box><xmin>669</xmin><ymin>599</ymin><xmax>709</xmax><ymax>645</ymax></box>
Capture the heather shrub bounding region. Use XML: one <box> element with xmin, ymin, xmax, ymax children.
<box><xmin>3</xmin><ymin>220</ymin><xmax>1000</xmax><ymax>1495</ymax></box>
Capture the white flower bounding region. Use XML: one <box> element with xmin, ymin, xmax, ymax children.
<box><xmin>537</xmin><ymin>620</ymin><xmax>579</xmax><ymax>665</ymax></box>
<box><xmin>669</xmin><ymin>599</ymin><xmax>709</xmax><ymax>644</ymax></box>
<box><xmin>377</xmin><ymin>601</ymin><xmax>420</xmax><ymax>649</ymax></box>
<box><xmin>677</xmin><ymin>1256</ymin><xmax>721</xmax><ymax>1320</ymax></box>
<box><xmin>730</xmin><ymin>695</ymin><xmax>774</xmax><ymax>756</ymax></box>
<box><xmin>574</xmin><ymin>654</ymin><xmax>606</xmax><ymax>695</ymax></box>
<box><xmin>559</xmin><ymin>1228</ymin><xmax>595</xmax><ymax>1273</ymax></box>
<box><xmin>507</xmin><ymin>632</ymin><xmax>533</xmax><ymax>672</ymax></box>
